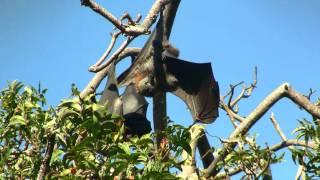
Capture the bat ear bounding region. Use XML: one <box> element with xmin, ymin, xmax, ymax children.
<box><xmin>163</xmin><ymin>56</ymin><xmax>220</xmax><ymax>123</ymax></box>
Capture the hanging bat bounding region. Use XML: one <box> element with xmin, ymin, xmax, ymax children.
<box><xmin>117</xmin><ymin>38</ymin><xmax>219</xmax><ymax>123</ymax></box>
<box><xmin>100</xmin><ymin>63</ymin><xmax>122</xmax><ymax>115</ymax></box>
<box><xmin>121</xmin><ymin>84</ymin><xmax>151</xmax><ymax>136</ymax></box>
<box><xmin>99</xmin><ymin>64</ymin><xmax>151</xmax><ymax>136</ymax></box>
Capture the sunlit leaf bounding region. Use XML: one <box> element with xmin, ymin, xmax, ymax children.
<box><xmin>9</xmin><ymin>115</ymin><xmax>26</xmax><ymax>126</ymax></box>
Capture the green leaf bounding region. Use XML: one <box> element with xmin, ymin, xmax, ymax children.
<box><xmin>71</xmin><ymin>83</ymin><xmax>80</xmax><ymax>96</ymax></box>
<box><xmin>24</xmin><ymin>86</ymin><xmax>33</xmax><ymax>95</ymax></box>
<box><xmin>44</xmin><ymin>119</ymin><xmax>56</xmax><ymax>131</ymax></box>
<box><xmin>60</xmin><ymin>168</ymin><xmax>72</xmax><ymax>176</ymax></box>
<box><xmin>50</xmin><ymin>149</ymin><xmax>64</xmax><ymax>165</ymax></box>
<box><xmin>119</xmin><ymin>143</ymin><xmax>131</xmax><ymax>155</ymax></box>
<box><xmin>137</xmin><ymin>154</ymin><xmax>148</xmax><ymax>162</ymax></box>
<box><xmin>9</xmin><ymin>115</ymin><xmax>26</xmax><ymax>126</ymax></box>
<box><xmin>56</xmin><ymin>133</ymin><xmax>67</xmax><ymax>147</ymax></box>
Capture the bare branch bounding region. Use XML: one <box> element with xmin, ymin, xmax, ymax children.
<box><xmin>270</xmin><ymin>112</ymin><xmax>287</xmax><ymax>141</ymax></box>
<box><xmin>270</xmin><ymin>139</ymin><xmax>316</xmax><ymax>151</ymax></box>
<box><xmin>81</xmin><ymin>0</ymin><xmax>170</xmax><ymax>36</ymax></box>
<box><xmin>203</xmin><ymin>83</ymin><xmax>320</xmax><ymax>178</ymax></box>
<box><xmin>304</xmin><ymin>88</ymin><xmax>316</xmax><ymax>101</ymax></box>
<box><xmin>269</xmin><ymin>111</ymin><xmax>309</xmax><ymax>180</ymax></box>
<box><xmin>216</xmin><ymin>167</ymin><xmax>243</xmax><ymax>179</ymax></box>
<box><xmin>80</xmin><ymin>47</ymin><xmax>141</xmax><ymax>98</ymax></box>
<box><xmin>89</xmin><ymin>36</ymin><xmax>135</xmax><ymax>73</ymax></box>
<box><xmin>220</xmin><ymin>102</ymin><xmax>245</xmax><ymax>124</ymax></box>
<box><xmin>120</xmin><ymin>12</ymin><xmax>136</xmax><ymax>25</ymax></box>
<box><xmin>230</xmin><ymin>66</ymin><xmax>258</xmax><ymax>108</ymax></box>
<box><xmin>222</xmin><ymin>81</ymin><xmax>243</xmax><ymax>103</ymax></box>
<box><xmin>89</xmin><ymin>31</ymin><xmax>122</xmax><ymax>72</ymax></box>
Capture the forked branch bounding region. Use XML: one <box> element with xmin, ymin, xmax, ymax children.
<box><xmin>80</xmin><ymin>47</ymin><xmax>141</xmax><ymax>98</ymax></box>
<box><xmin>81</xmin><ymin>0</ymin><xmax>170</xmax><ymax>36</ymax></box>
<box><xmin>203</xmin><ymin>82</ymin><xmax>320</xmax><ymax>178</ymax></box>
<box><xmin>88</xmin><ymin>31</ymin><xmax>122</xmax><ymax>72</ymax></box>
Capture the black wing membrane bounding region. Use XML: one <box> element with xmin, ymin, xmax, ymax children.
<box><xmin>163</xmin><ymin>56</ymin><xmax>220</xmax><ymax>123</ymax></box>
<box><xmin>121</xmin><ymin>84</ymin><xmax>151</xmax><ymax>136</ymax></box>
<box><xmin>99</xmin><ymin>63</ymin><xmax>122</xmax><ymax>115</ymax></box>
<box><xmin>99</xmin><ymin>64</ymin><xmax>151</xmax><ymax>136</ymax></box>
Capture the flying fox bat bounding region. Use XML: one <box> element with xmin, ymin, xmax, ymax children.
<box><xmin>118</xmin><ymin>53</ymin><xmax>219</xmax><ymax>123</ymax></box>
<box><xmin>121</xmin><ymin>84</ymin><xmax>151</xmax><ymax>136</ymax></box>
<box><xmin>114</xmin><ymin>8</ymin><xmax>219</xmax><ymax>123</ymax></box>
<box><xmin>99</xmin><ymin>64</ymin><xmax>151</xmax><ymax>136</ymax></box>
<box><xmin>117</xmin><ymin>39</ymin><xmax>219</xmax><ymax>124</ymax></box>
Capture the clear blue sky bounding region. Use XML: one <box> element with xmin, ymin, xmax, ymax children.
<box><xmin>1</xmin><ymin>0</ymin><xmax>320</xmax><ymax>179</ymax></box>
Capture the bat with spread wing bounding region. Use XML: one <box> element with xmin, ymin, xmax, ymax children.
<box><xmin>117</xmin><ymin>27</ymin><xmax>220</xmax><ymax>123</ymax></box>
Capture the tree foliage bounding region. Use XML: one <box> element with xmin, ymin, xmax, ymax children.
<box><xmin>0</xmin><ymin>81</ymin><xmax>319</xmax><ymax>179</ymax></box>
<box><xmin>0</xmin><ymin>81</ymin><xmax>192</xmax><ymax>179</ymax></box>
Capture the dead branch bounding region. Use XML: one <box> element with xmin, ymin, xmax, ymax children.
<box><xmin>89</xmin><ymin>31</ymin><xmax>122</xmax><ymax>72</ymax></box>
<box><xmin>89</xmin><ymin>36</ymin><xmax>135</xmax><ymax>73</ymax></box>
<box><xmin>81</xmin><ymin>0</ymin><xmax>170</xmax><ymax>36</ymax></box>
<box><xmin>270</xmin><ymin>113</ymin><xmax>310</xmax><ymax>180</ymax></box>
<box><xmin>80</xmin><ymin>48</ymin><xmax>141</xmax><ymax>98</ymax></box>
<box><xmin>270</xmin><ymin>113</ymin><xmax>287</xmax><ymax>141</ymax></box>
<box><xmin>220</xmin><ymin>102</ymin><xmax>245</xmax><ymax>126</ymax></box>
<box><xmin>231</xmin><ymin>66</ymin><xmax>257</xmax><ymax>109</ymax></box>
<box><xmin>270</xmin><ymin>139</ymin><xmax>316</xmax><ymax>151</ymax></box>
<box><xmin>203</xmin><ymin>82</ymin><xmax>320</xmax><ymax>178</ymax></box>
<box><xmin>304</xmin><ymin>88</ymin><xmax>316</xmax><ymax>101</ymax></box>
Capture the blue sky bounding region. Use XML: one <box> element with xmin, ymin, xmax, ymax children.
<box><xmin>1</xmin><ymin>0</ymin><xmax>320</xmax><ymax>179</ymax></box>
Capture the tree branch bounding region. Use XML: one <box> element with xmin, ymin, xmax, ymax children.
<box><xmin>270</xmin><ymin>139</ymin><xmax>316</xmax><ymax>151</ymax></box>
<box><xmin>152</xmin><ymin>0</ymin><xmax>181</xmax><ymax>146</ymax></box>
<box><xmin>270</xmin><ymin>113</ymin><xmax>287</xmax><ymax>141</ymax></box>
<box><xmin>203</xmin><ymin>82</ymin><xmax>320</xmax><ymax>178</ymax></box>
<box><xmin>80</xmin><ymin>48</ymin><xmax>141</xmax><ymax>98</ymax></box>
<box><xmin>36</xmin><ymin>134</ymin><xmax>55</xmax><ymax>180</ymax></box>
<box><xmin>89</xmin><ymin>31</ymin><xmax>122</xmax><ymax>72</ymax></box>
<box><xmin>81</xmin><ymin>0</ymin><xmax>170</xmax><ymax>36</ymax></box>
<box><xmin>89</xmin><ymin>36</ymin><xmax>135</xmax><ymax>73</ymax></box>
<box><xmin>215</xmin><ymin>139</ymin><xmax>315</xmax><ymax>179</ymax></box>
<box><xmin>197</xmin><ymin>131</ymin><xmax>215</xmax><ymax>168</ymax></box>
<box><xmin>179</xmin><ymin>125</ymin><xmax>203</xmax><ymax>179</ymax></box>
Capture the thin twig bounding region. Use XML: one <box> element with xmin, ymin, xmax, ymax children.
<box><xmin>220</xmin><ymin>102</ymin><xmax>245</xmax><ymax>123</ymax></box>
<box><xmin>230</xmin><ymin>66</ymin><xmax>258</xmax><ymax>108</ymax></box>
<box><xmin>270</xmin><ymin>112</ymin><xmax>287</xmax><ymax>141</ymax></box>
<box><xmin>80</xmin><ymin>47</ymin><xmax>141</xmax><ymax>98</ymax></box>
<box><xmin>81</xmin><ymin>0</ymin><xmax>170</xmax><ymax>36</ymax></box>
<box><xmin>89</xmin><ymin>36</ymin><xmax>135</xmax><ymax>73</ymax></box>
<box><xmin>221</xmin><ymin>103</ymin><xmax>238</xmax><ymax>128</ymax></box>
<box><xmin>89</xmin><ymin>31</ymin><xmax>122</xmax><ymax>72</ymax></box>
<box><xmin>304</xmin><ymin>88</ymin><xmax>316</xmax><ymax>101</ymax></box>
